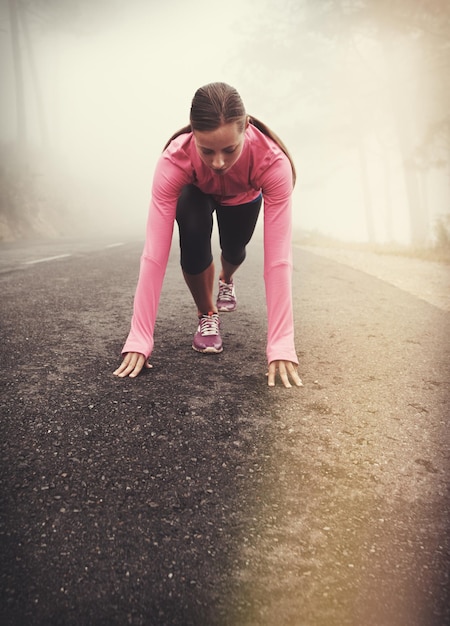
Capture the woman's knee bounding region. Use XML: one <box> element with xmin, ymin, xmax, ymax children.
<box><xmin>222</xmin><ymin>248</ymin><xmax>246</xmax><ymax>267</ymax></box>
<box><xmin>217</xmin><ymin>197</ymin><xmax>261</xmax><ymax>267</ymax></box>
<box><xmin>176</xmin><ymin>185</ymin><xmax>214</xmax><ymax>274</ymax></box>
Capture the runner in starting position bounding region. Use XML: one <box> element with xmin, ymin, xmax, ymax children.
<box><xmin>114</xmin><ymin>82</ymin><xmax>302</xmax><ymax>388</ymax></box>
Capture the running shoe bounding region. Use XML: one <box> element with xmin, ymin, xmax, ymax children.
<box><xmin>192</xmin><ymin>312</ymin><xmax>223</xmax><ymax>353</ymax></box>
<box><xmin>216</xmin><ymin>279</ymin><xmax>237</xmax><ymax>312</ymax></box>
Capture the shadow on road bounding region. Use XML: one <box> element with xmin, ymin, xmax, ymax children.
<box><xmin>0</xmin><ymin>245</ymin><xmax>291</xmax><ymax>625</ymax></box>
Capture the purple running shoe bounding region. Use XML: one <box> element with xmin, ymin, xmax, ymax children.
<box><xmin>192</xmin><ymin>312</ymin><xmax>223</xmax><ymax>353</ymax></box>
<box><xmin>216</xmin><ymin>279</ymin><xmax>237</xmax><ymax>312</ymax></box>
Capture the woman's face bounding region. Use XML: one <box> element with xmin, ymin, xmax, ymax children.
<box><xmin>194</xmin><ymin>121</ymin><xmax>247</xmax><ymax>174</ymax></box>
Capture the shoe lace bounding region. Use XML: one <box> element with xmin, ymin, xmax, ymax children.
<box><xmin>219</xmin><ymin>281</ymin><xmax>234</xmax><ymax>302</ymax></box>
<box><xmin>199</xmin><ymin>313</ymin><xmax>219</xmax><ymax>336</ymax></box>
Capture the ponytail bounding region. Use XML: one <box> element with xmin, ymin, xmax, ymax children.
<box><xmin>162</xmin><ymin>124</ymin><xmax>192</xmax><ymax>152</ymax></box>
<box><xmin>248</xmin><ymin>116</ymin><xmax>297</xmax><ymax>187</ymax></box>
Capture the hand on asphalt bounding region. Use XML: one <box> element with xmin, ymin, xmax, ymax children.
<box><xmin>113</xmin><ymin>352</ymin><xmax>152</xmax><ymax>378</ymax></box>
<box><xmin>267</xmin><ymin>360</ymin><xmax>303</xmax><ymax>388</ymax></box>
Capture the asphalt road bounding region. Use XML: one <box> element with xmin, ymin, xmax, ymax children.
<box><xmin>1</xmin><ymin>237</ymin><xmax>449</xmax><ymax>626</ymax></box>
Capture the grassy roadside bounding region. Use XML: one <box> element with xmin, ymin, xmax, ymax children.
<box><xmin>294</xmin><ymin>231</ymin><xmax>450</xmax><ymax>265</ymax></box>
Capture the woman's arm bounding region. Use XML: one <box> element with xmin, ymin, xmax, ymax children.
<box><xmin>261</xmin><ymin>153</ymin><xmax>299</xmax><ymax>367</ymax></box>
<box><xmin>116</xmin><ymin>154</ymin><xmax>191</xmax><ymax>373</ymax></box>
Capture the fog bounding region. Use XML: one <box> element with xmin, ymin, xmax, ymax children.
<box><xmin>1</xmin><ymin>0</ymin><xmax>449</xmax><ymax>243</ymax></box>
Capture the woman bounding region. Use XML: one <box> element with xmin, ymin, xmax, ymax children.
<box><xmin>114</xmin><ymin>82</ymin><xmax>302</xmax><ymax>388</ymax></box>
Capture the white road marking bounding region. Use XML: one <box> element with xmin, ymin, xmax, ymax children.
<box><xmin>19</xmin><ymin>242</ymin><xmax>125</xmax><ymax>269</ymax></box>
<box><xmin>23</xmin><ymin>254</ymin><xmax>72</xmax><ymax>265</ymax></box>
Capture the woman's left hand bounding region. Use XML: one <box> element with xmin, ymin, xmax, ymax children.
<box><xmin>267</xmin><ymin>360</ymin><xmax>303</xmax><ymax>388</ymax></box>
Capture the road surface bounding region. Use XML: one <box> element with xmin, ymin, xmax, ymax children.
<box><xmin>1</xmin><ymin>237</ymin><xmax>449</xmax><ymax>625</ymax></box>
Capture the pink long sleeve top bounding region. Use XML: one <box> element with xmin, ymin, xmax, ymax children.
<box><xmin>122</xmin><ymin>123</ymin><xmax>298</xmax><ymax>365</ymax></box>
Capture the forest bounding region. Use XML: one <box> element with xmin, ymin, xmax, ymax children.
<box><xmin>1</xmin><ymin>0</ymin><xmax>449</xmax><ymax>251</ymax></box>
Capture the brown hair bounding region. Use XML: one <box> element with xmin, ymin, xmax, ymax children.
<box><xmin>163</xmin><ymin>82</ymin><xmax>296</xmax><ymax>186</ymax></box>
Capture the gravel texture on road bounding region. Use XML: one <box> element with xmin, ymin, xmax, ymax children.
<box><xmin>1</xmin><ymin>239</ymin><xmax>449</xmax><ymax>625</ymax></box>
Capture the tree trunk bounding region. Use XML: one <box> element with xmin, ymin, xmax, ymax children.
<box><xmin>382</xmin><ymin>153</ymin><xmax>394</xmax><ymax>243</ymax></box>
<box><xmin>382</xmin><ymin>37</ymin><xmax>429</xmax><ymax>245</ymax></box>
<box><xmin>377</xmin><ymin>136</ymin><xmax>394</xmax><ymax>243</ymax></box>
<box><xmin>356</xmin><ymin>134</ymin><xmax>376</xmax><ymax>244</ymax></box>
<box><xmin>8</xmin><ymin>0</ymin><xmax>26</xmax><ymax>152</ymax></box>
<box><xmin>17</xmin><ymin>0</ymin><xmax>49</xmax><ymax>147</ymax></box>
<box><xmin>348</xmin><ymin>75</ymin><xmax>376</xmax><ymax>244</ymax></box>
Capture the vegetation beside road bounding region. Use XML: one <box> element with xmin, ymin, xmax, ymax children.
<box><xmin>0</xmin><ymin>147</ymin><xmax>72</xmax><ymax>242</ymax></box>
<box><xmin>295</xmin><ymin>227</ymin><xmax>450</xmax><ymax>265</ymax></box>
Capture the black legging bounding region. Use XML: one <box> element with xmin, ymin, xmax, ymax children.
<box><xmin>176</xmin><ymin>184</ymin><xmax>262</xmax><ymax>275</ymax></box>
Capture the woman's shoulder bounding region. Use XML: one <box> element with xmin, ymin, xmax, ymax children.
<box><xmin>152</xmin><ymin>132</ymin><xmax>196</xmax><ymax>192</ymax></box>
<box><xmin>246</xmin><ymin>123</ymin><xmax>282</xmax><ymax>154</ymax></box>
<box><xmin>246</xmin><ymin>124</ymin><xmax>290</xmax><ymax>177</ymax></box>
<box><xmin>159</xmin><ymin>132</ymin><xmax>198</xmax><ymax>177</ymax></box>
<box><xmin>164</xmin><ymin>131</ymin><xmax>195</xmax><ymax>157</ymax></box>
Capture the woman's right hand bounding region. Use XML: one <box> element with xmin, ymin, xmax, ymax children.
<box><xmin>113</xmin><ymin>352</ymin><xmax>152</xmax><ymax>378</ymax></box>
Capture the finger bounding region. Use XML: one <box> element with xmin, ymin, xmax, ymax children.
<box><xmin>278</xmin><ymin>361</ymin><xmax>292</xmax><ymax>388</ymax></box>
<box><xmin>113</xmin><ymin>356</ymin><xmax>132</xmax><ymax>376</ymax></box>
<box><xmin>115</xmin><ymin>359</ymin><xmax>137</xmax><ymax>378</ymax></box>
<box><xmin>127</xmin><ymin>354</ymin><xmax>146</xmax><ymax>378</ymax></box>
<box><xmin>286</xmin><ymin>363</ymin><xmax>303</xmax><ymax>387</ymax></box>
<box><xmin>267</xmin><ymin>362</ymin><xmax>276</xmax><ymax>387</ymax></box>
<box><xmin>113</xmin><ymin>354</ymin><xmax>144</xmax><ymax>378</ymax></box>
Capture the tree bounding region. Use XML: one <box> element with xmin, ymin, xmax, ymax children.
<box><xmin>8</xmin><ymin>0</ymin><xmax>26</xmax><ymax>151</ymax></box>
<box><xmin>305</xmin><ymin>0</ymin><xmax>450</xmax><ymax>244</ymax></box>
<box><xmin>235</xmin><ymin>0</ymin><xmax>450</xmax><ymax>244</ymax></box>
<box><xmin>5</xmin><ymin>0</ymin><xmax>117</xmax><ymax>152</ymax></box>
<box><xmin>0</xmin><ymin>0</ymin><xmax>119</xmax><ymax>239</ymax></box>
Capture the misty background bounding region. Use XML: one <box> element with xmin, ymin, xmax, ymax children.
<box><xmin>1</xmin><ymin>0</ymin><xmax>449</xmax><ymax>245</ymax></box>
